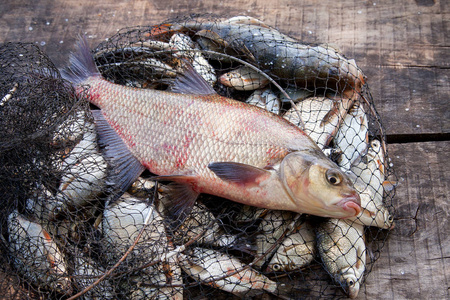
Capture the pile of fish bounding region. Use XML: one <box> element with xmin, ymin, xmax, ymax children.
<box><xmin>0</xmin><ymin>15</ymin><xmax>396</xmax><ymax>299</ymax></box>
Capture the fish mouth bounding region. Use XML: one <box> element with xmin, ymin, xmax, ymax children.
<box><xmin>337</xmin><ymin>193</ymin><xmax>361</xmax><ymax>217</ymax></box>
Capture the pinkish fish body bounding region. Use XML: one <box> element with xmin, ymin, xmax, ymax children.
<box><xmin>62</xmin><ymin>37</ymin><xmax>361</xmax><ymax>219</ymax></box>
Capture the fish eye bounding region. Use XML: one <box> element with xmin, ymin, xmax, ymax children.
<box><xmin>388</xmin><ymin>214</ymin><xmax>394</xmax><ymax>223</ymax></box>
<box><xmin>326</xmin><ymin>169</ymin><xmax>342</xmax><ymax>185</ymax></box>
<box><xmin>272</xmin><ymin>264</ymin><xmax>281</xmax><ymax>272</ymax></box>
<box><xmin>347</xmin><ymin>278</ymin><xmax>355</xmax><ymax>287</ymax></box>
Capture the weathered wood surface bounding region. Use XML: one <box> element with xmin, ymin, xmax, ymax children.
<box><xmin>362</xmin><ymin>141</ymin><xmax>449</xmax><ymax>300</ymax></box>
<box><xmin>0</xmin><ymin>0</ymin><xmax>449</xmax><ymax>299</ymax></box>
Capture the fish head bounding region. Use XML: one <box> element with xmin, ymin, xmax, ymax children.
<box><xmin>373</xmin><ymin>205</ymin><xmax>395</xmax><ymax>229</ymax></box>
<box><xmin>340</xmin><ymin>272</ymin><xmax>360</xmax><ymax>299</ymax></box>
<box><xmin>280</xmin><ymin>150</ymin><xmax>361</xmax><ymax>218</ymax></box>
<box><xmin>52</xmin><ymin>277</ymin><xmax>73</xmax><ymax>296</ymax></box>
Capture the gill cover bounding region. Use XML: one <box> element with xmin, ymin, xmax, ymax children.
<box><xmin>280</xmin><ymin>150</ymin><xmax>357</xmax><ymax>216</ymax></box>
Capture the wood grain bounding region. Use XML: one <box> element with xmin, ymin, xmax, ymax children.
<box><xmin>0</xmin><ymin>0</ymin><xmax>449</xmax><ymax>299</ymax></box>
<box><xmin>356</xmin><ymin>141</ymin><xmax>449</xmax><ymax>300</ymax></box>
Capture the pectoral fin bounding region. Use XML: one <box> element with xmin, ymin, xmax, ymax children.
<box><xmin>208</xmin><ymin>162</ymin><xmax>271</xmax><ymax>186</ymax></box>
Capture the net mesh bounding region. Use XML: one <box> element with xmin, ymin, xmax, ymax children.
<box><xmin>0</xmin><ymin>15</ymin><xmax>396</xmax><ymax>299</ymax></box>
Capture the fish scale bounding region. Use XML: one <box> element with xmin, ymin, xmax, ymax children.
<box><xmin>85</xmin><ymin>76</ymin><xmax>301</xmax><ymax>179</ymax></box>
<box><xmin>62</xmin><ymin>36</ymin><xmax>361</xmax><ymax>219</ymax></box>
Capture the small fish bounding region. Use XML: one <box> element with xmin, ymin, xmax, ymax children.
<box><xmin>127</xmin><ymin>176</ymin><xmax>158</xmax><ymax>199</ymax></box>
<box><xmin>253</xmin><ymin>210</ymin><xmax>298</xmax><ymax>268</ymax></box>
<box><xmin>50</xmin><ymin>112</ymin><xmax>107</xmax><ymax>218</ymax></box>
<box><xmin>283</xmin><ymin>95</ymin><xmax>353</xmax><ymax>149</ymax></box>
<box><xmin>348</xmin><ymin>139</ymin><xmax>394</xmax><ymax>229</ymax></box>
<box><xmin>51</xmin><ymin>110</ymin><xmax>87</xmax><ymax>146</ymax></box>
<box><xmin>102</xmin><ymin>193</ymin><xmax>183</xmax><ymax>299</ymax></box>
<box><xmin>169</xmin><ymin>33</ymin><xmax>216</xmax><ymax>85</ymax></box>
<box><xmin>316</xmin><ymin>218</ymin><xmax>366</xmax><ymax>299</ymax></box>
<box><xmin>347</xmin><ymin>175</ymin><xmax>394</xmax><ymax>229</ymax></box>
<box><xmin>245</xmin><ymin>87</ymin><xmax>280</xmax><ymax>115</ymax></box>
<box><xmin>7</xmin><ymin>210</ymin><xmax>72</xmax><ymax>295</ymax></box>
<box><xmin>351</xmin><ymin>139</ymin><xmax>386</xmax><ymax>196</ymax></box>
<box><xmin>265</xmin><ymin>221</ymin><xmax>316</xmax><ymax>273</ymax></box>
<box><xmin>334</xmin><ymin>103</ymin><xmax>369</xmax><ymax>170</ymax></box>
<box><xmin>279</xmin><ymin>87</ymin><xmax>314</xmax><ymax>104</ymax></box>
<box><xmin>102</xmin><ymin>193</ymin><xmax>167</xmax><ymax>259</ymax></box>
<box><xmin>71</xmin><ymin>247</ymin><xmax>115</xmax><ymax>300</ymax></box>
<box><xmin>171</xmin><ymin>201</ymin><xmax>238</xmax><ymax>248</ymax></box>
<box><xmin>179</xmin><ymin>247</ymin><xmax>284</xmax><ymax>297</ymax></box>
<box><xmin>62</xmin><ymin>36</ymin><xmax>361</xmax><ymax>220</ymax></box>
<box><xmin>219</xmin><ymin>65</ymin><xmax>269</xmax><ymax>91</ymax></box>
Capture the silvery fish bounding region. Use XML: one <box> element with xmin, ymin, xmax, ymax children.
<box><xmin>219</xmin><ymin>65</ymin><xmax>269</xmax><ymax>91</ymax></box>
<box><xmin>253</xmin><ymin>210</ymin><xmax>298</xmax><ymax>268</ymax></box>
<box><xmin>7</xmin><ymin>210</ymin><xmax>72</xmax><ymax>295</ymax></box>
<box><xmin>56</xmin><ymin>118</ymin><xmax>107</xmax><ymax>207</ymax></box>
<box><xmin>172</xmin><ymin>201</ymin><xmax>238</xmax><ymax>248</ymax></box>
<box><xmin>102</xmin><ymin>193</ymin><xmax>183</xmax><ymax>299</ymax></box>
<box><xmin>179</xmin><ymin>247</ymin><xmax>284</xmax><ymax>297</ymax></box>
<box><xmin>265</xmin><ymin>221</ymin><xmax>316</xmax><ymax>273</ymax></box>
<box><xmin>169</xmin><ymin>33</ymin><xmax>216</xmax><ymax>85</ymax></box>
<box><xmin>61</xmin><ymin>36</ymin><xmax>361</xmax><ymax>220</ymax></box>
<box><xmin>102</xmin><ymin>193</ymin><xmax>167</xmax><ymax>260</ymax></box>
<box><xmin>349</xmin><ymin>139</ymin><xmax>394</xmax><ymax>229</ymax></box>
<box><xmin>46</xmin><ymin>112</ymin><xmax>107</xmax><ymax>219</ymax></box>
<box><xmin>316</xmin><ymin>219</ymin><xmax>366</xmax><ymax>299</ymax></box>
<box><xmin>283</xmin><ymin>95</ymin><xmax>353</xmax><ymax>149</ymax></box>
<box><xmin>180</xmin><ymin>16</ymin><xmax>365</xmax><ymax>94</ymax></box>
<box><xmin>347</xmin><ymin>174</ymin><xmax>394</xmax><ymax>229</ymax></box>
<box><xmin>71</xmin><ymin>247</ymin><xmax>115</xmax><ymax>300</ymax></box>
<box><xmin>334</xmin><ymin>103</ymin><xmax>369</xmax><ymax>170</ymax></box>
<box><xmin>245</xmin><ymin>87</ymin><xmax>280</xmax><ymax>115</ymax></box>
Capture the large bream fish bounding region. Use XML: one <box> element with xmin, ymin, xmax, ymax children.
<box><xmin>61</xmin><ymin>37</ymin><xmax>361</xmax><ymax>219</ymax></box>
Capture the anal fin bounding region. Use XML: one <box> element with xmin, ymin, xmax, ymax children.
<box><xmin>159</xmin><ymin>180</ymin><xmax>199</xmax><ymax>227</ymax></box>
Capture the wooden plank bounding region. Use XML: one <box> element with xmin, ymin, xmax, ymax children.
<box><xmin>356</xmin><ymin>140</ymin><xmax>449</xmax><ymax>300</ymax></box>
<box><xmin>0</xmin><ymin>0</ymin><xmax>448</xmax><ymax>136</ymax></box>
<box><xmin>0</xmin><ymin>1</ymin><xmax>449</xmax><ymax>299</ymax></box>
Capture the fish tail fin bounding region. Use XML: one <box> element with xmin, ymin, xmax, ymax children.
<box><xmin>61</xmin><ymin>35</ymin><xmax>101</xmax><ymax>84</ymax></box>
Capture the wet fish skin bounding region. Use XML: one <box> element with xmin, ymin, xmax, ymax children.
<box><xmin>171</xmin><ymin>201</ymin><xmax>238</xmax><ymax>248</ymax></box>
<box><xmin>335</xmin><ymin>103</ymin><xmax>369</xmax><ymax>170</ymax></box>
<box><xmin>245</xmin><ymin>87</ymin><xmax>280</xmax><ymax>115</ymax></box>
<box><xmin>253</xmin><ymin>210</ymin><xmax>297</xmax><ymax>268</ymax></box>
<box><xmin>7</xmin><ymin>210</ymin><xmax>72</xmax><ymax>295</ymax></box>
<box><xmin>181</xmin><ymin>16</ymin><xmax>365</xmax><ymax>93</ymax></box>
<box><xmin>283</xmin><ymin>95</ymin><xmax>353</xmax><ymax>149</ymax></box>
<box><xmin>102</xmin><ymin>193</ymin><xmax>183</xmax><ymax>299</ymax></box>
<box><xmin>316</xmin><ymin>218</ymin><xmax>366</xmax><ymax>299</ymax></box>
<box><xmin>102</xmin><ymin>193</ymin><xmax>167</xmax><ymax>259</ymax></box>
<box><xmin>219</xmin><ymin>65</ymin><xmax>269</xmax><ymax>91</ymax></box>
<box><xmin>179</xmin><ymin>247</ymin><xmax>282</xmax><ymax>297</ymax></box>
<box><xmin>62</xmin><ymin>36</ymin><xmax>361</xmax><ymax>219</ymax></box>
<box><xmin>265</xmin><ymin>221</ymin><xmax>316</xmax><ymax>273</ymax></box>
<box><xmin>348</xmin><ymin>139</ymin><xmax>394</xmax><ymax>229</ymax></box>
<box><xmin>169</xmin><ymin>33</ymin><xmax>216</xmax><ymax>85</ymax></box>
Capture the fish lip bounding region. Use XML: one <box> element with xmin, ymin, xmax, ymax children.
<box><xmin>337</xmin><ymin>193</ymin><xmax>361</xmax><ymax>217</ymax></box>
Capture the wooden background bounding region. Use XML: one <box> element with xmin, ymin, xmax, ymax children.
<box><xmin>0</xmin><ymin>0</ymin><xmax>448</xmax><ymax>299</ymax></box>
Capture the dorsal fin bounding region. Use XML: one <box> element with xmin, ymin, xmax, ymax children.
<box><xmin>169</xmin><ymin>63</ymin><xmax>217</xmax><ymax>95</ymax></box>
